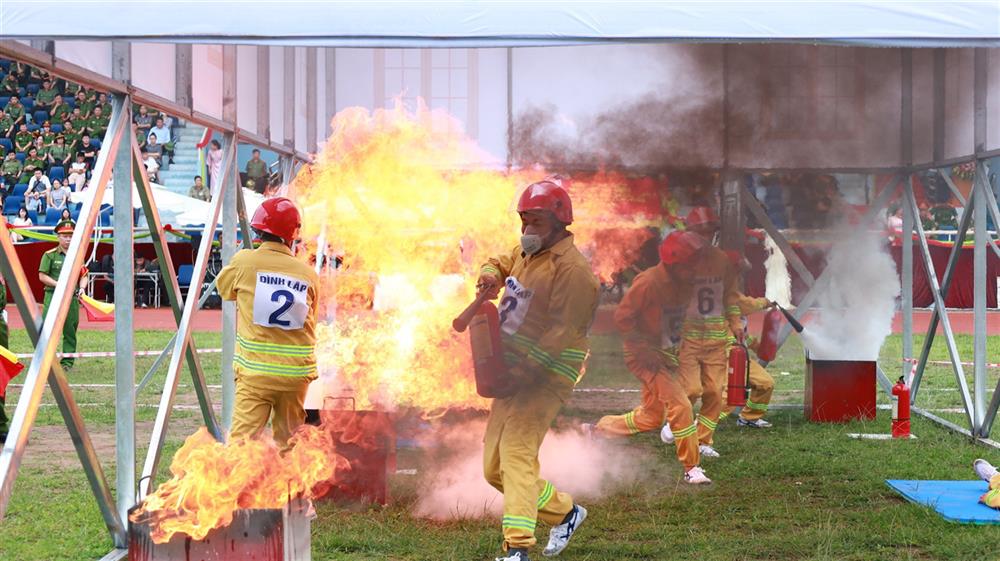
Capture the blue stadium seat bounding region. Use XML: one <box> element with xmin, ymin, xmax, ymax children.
<box><xmin>48</xmin><ymin>166</ymin><xmax>65</xmax><ymax>183</ymax></box>
<box><xmin>14</xmin><ymin>152</ymin><xmax>24</xmax><ymax>163</ymax></box>
<box><xmin>177</xmin><ymin>264</ymin><xmax>194</xmax><ymax>289</ymax></box>
<box><xmin>99</xmin><ymin>206</ymin><xmax>113</xmax><ymax>227</ymax></box>
<box><xmin>33</xmin><ymin>110</ymin><xmax>48</xmax><ymax>124</ymax></box>
<box><xmin>25</xmin><ymin>84</ymin><xmax>40</xmax><ymax>95</ymax></box>
<box><xmin>27</xmin><ymin>209</ymin><xmax>38</xmax><ymax>224</ymax></box>
<box><xmin>50</xmin><ymin>124</ymin><xmax>62</xmax><ymax>133</ymax></box>
<box><xmin>44</xmin><ymin>207</ymin><xmax>62</xmax><ymax>225</ymax></box>
<box><xmin>0</xmin><ymin>97</ymin><xmax>9</xmax><ymax>109</ymax></box>
<box><xmin>0</xmin><ymin>60</ymin><xmax>10</xmax><ymax>71</ymax></box>
<box><xmin>20</xmin><ymin>98</ymin><xmax>33</xmax><ymax>111</ymax></box>
<box><xmin>15</xmin><ymin>87</ymin><xmax>25</xmax><ymax>98</ymax></box>
<box><xmin>26</xmin><ymin>124</ymin><xmax>39</xmax><ymax>133</ymax></box>
<box><xmin>12</xmin><ymin>183</ymin><xmax>27</xmax><ymax>196</ymax></box>
<box><xmin>2</xmin><ymin>195</ymin><xmax>24</xmax><ymax>215</ymax></box>
<box><xmin>0</xmin><ymin>139</ymin><xmax>10</xmax><ymax>152</ymax></box>
<box><xmin>64</xmin><ymin>99</ymin><xmax>75</xmax><ymax>109</ymax></box>
<box><xmin>71</xmin><ymin>208</ymin><xmax>81</xmax><ymax>222</ymax></box>
<box><xmin>91</xmin><ymin>138</ymin><xmax>102</xmax><ymax>149</ymax></box>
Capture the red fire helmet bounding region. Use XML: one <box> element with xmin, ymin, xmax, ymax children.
<box><xmin>517</xmin><ymin>181</ymin><xmax>573</xmax><ymax>225</ymax></box>
<box><xmin>659</xmin><ymin>231</ymin><xmax>706</xmax><ymax>265</ymax></box>
<box><xmin>250</xmin><ymin>197</ymin><xmax>302</xmax><ymax>243</ymax></box>
<box><xmin>685</xmin><ymin>206</ymin><xmax>720</xmax><ymax>230</ymax></box>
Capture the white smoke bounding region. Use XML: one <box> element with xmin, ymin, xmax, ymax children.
<box><xmin>412</xmin><ymin>419</ymin><xmax>643</xmax><ymax>520</ymax></box>
<box><xmin>801</xmin><ymin>225</ymin><xmax>900</xmax><ymax>361</ymax></box>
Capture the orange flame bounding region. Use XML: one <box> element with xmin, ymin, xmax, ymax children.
<box><xmin>131</xmin><ymin>426</ymin><xmax>349</xmax><ymax>543</ymax></box>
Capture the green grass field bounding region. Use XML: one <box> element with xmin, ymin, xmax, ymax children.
<box><xmin>0</xmin><ymin>327</ymin><xmax>998</xmax><ymax>560</ymax></box>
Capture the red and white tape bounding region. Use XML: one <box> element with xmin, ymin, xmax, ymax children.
<box><xmin>902</xmin><ymin>357</ymin><xmax>1000</xmax><ymax>369</ymax></box>
<box><xmin>14</xmin><ymin>348</ymin><xmax>223</xmax><ymax>360</ymax></box>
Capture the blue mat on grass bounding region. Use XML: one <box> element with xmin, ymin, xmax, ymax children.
<box><xmin>886</xmin><ymin>480</ymin><xmax>1000</xmax><ymax>524</ymax></box>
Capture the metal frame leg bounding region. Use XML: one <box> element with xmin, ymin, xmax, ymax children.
<box><xmin>0</xmin><ymin>97</ymin><xmax>129</xmax><ymax>542</ymax></box>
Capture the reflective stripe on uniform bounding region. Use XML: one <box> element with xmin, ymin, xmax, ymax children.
<box><xmin>506</xmin><ymin>332</ymin><xmax>585</xmax><ymax>384</ymax></box>
<box><xmin>537</xmin><ymin>481</ymin><xmax>555</xmax><ymax>509</ymax></box>
<box><xmin>237</xmin><ymin>335</ymin><xmax>314</xmax><ymax>357</ymax></box>
<box><xmin>673</xmin><ymin>423</ymin><xmax>698</xmax><ymax>439</ymax></box>
<box><xmin>697</xmin><ymin>414</ymin><xmax>718</xmax><ymax>431</ymax></box>
<box><xmin>624</xmin><ymin>411</ymin><xmax>640</xmax><ymax>434</ymax></box>
<box><xmin>502</xmin><ymin>515</ymin><xmax>536</xmax><ymax>531</ymax></box>
<box><xmin>234</xmin><ymin>355</ymin><xmax>316</xmax><ymax>377</ymax></box>
<box><xmin>746</xmin><ymin>399</ymin><xmax>768</xmax><ymax>412</ymax></box>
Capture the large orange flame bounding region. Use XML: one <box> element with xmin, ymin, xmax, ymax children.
<box><xmin>131</xmin><ymin>425</ymin><xmax>349</xmax><ymax>543</ymax></box>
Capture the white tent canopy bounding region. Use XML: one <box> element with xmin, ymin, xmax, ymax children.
<box><xmin>4</xmin><ymin>1</ymin><xmax>1000</xmax><ymax>47</ymax></box>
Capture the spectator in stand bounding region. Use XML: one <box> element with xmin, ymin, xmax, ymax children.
<box><xmin>59</xmin><ymin>208</ymin><xmax>72</xmax><ymax>223</ymax></box>
<box><xmin>47</xmin><ymin>135</ymin><xmax>72</xmax><ymax>168</ymax></box>
<box><xmin>0</xmin><ymin>73</ymin><xmax>19</xmax><ymax>96</ymax></box>
<box><xmin>88</xmin><ymin>106</ymin><xmax>110</xmax><ymax>140</ymax></box>
<box><xmin>245</xmin><ymin>149</ymin><xmax>269</xmax><ymax>194</ymax></box>
<box><xmin>97</xmin><ymin>93</ymin><xmax>111</xmax><ymax>116</ymax></box>
<box><xmin>10</xmin><ymin>207</ymin><xmax>32</xmax><ymax>242</ymax></box>
<box><xmin>887</xmin><ymin>206</ymin><xmax>904</xmax><ymax>233</ymax></box>
<box><xmin>1</xmin><ymin>152</ymin><xmax>22</xmax><ymax>189</ymax></box>
<box><xmin>21</xmin><ymin>148</ymin><xmax>46</xmax><ymax>182</ymax></box>
<box><xmin>62</xmin><ymin>120</ymin><xmax>81</xmax><ymax>154</ymax></box>
<box><xmin>69</xmin><ymin>107</ymin><xmax>88</xmax><ymax>136</ymax></box>
<box><xmin>148</xmin><ymin>117</ymin><xmax>174</xmax><ymax>164</ymax></box>
<box><xmin>49</xmin><ymin>95</ymin><xmax>70</xmax><ymax>125</ymax></box>
<box><xmin>79</xmin><ymin>135</ymin><xmax>98</xmax><ymax>169</ymax></box>
<box><xmin>38</xmin><ymin>121</ymin><xmax>55</xmax><ymax>147</ymax></box>
<box><xmin>134</xmin><ymin>105</ymin><xmax>153</xmax><ymax>134</ymax></box>
<box><xmin>74</xmin><ymin>91</ymin><xmax>91</xmax><ymax>119</ymax></box>
<box><xmin>206</xmin><ymin>139</ymin><xmax>223</xmax><ymax>199</ymax></box>
<box><xmin>48</xmin><ymin>179</ymin><xmax>71</xmax><ymax>212</ymax></box>
<box><xmin>134</xmin><ymin>256</ymin><xmax>157</xmax><ymax>308</ymax></box>
<box><xmin>132</xmin><ymin>123</ymin><xmax>147</xmax><ymax>152</ymax></box>
<box><xmin>0</xmin><ymin>109</ymin><xmax>14</xmax><ymax>140</ymax></box>
<box><xmin>188</xmin><ymin>175</ymin><xmax>210</xmax><ymax>202</ymax></box>
<box><xmin>66</xmin><ymin>152</ymin><xmax>88</xmax><ymax>191</ymax></box>
<box><xmin>5</xmin><ymin>96</ymin><xmax>25</xmax><ymax>128</ymax></box>
<box><xmin>143</xmin><ymin>133</ymin><xmax>163</xmax><ymax>181</ymax></box>
<box><xmin>13</xmin><ymin>123</ymin><xmax>33</xmax><ymax>153</ymax></box>
<box><xmin>62</xmin><ymin>80</ymin><xmax>82</xmax><ymax>100</ymax></box>
<box><xmin>33</xmin><ymin>78</ymin><xmax>59</xmax><ymax>112</ymax></box>
<box><xmin>26</xmin><ymin>169</ymin><xmax>51</xmax><ymax>214</ymax></box>
<box><xmin>31</xmin><ymin>136</ymin><xmax>49</xmax><ymax>164</ymax></box>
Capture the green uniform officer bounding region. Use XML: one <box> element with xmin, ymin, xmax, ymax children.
<box><xmin>0</xmin><ymin>275</ymin><xmax>9</xmax><ymax>442</ymax></box>
<box><xmin>38</xmin><ymin>220</ymin><xmax>85</xmax><ymax>370</ymax></box>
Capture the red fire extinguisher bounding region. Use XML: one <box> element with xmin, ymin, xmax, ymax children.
<box><xmin>892</xmin><ymin>376</ymin><xmax>911</xmax><ymax>438</ymax></box>
<box><xmin>454</xmin><ymin>292</ymin><xmax>514</xmax><ymax>398</ymax></box>
<box><xmin>756</xmin><ymin>305</ymin><xmax>782</xmax><ymax>362</ymax></box>
<box><xmin>727</xmin><ymin>342</ymin><xmax>750</xmax><ymax>407</ymax></box>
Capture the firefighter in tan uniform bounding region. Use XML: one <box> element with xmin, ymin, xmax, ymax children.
<box><xmin>478</xmin><ymin>180</ymin><xmax>599</xmax><ymax>561</ymax></box>
<box><xmin>674</xmin><ymin>207</ymin><xmax>742</xmax><ymax>458</ymax></box>
<box><xmin>730</xmin><ymin>291</ymin><xmax>776</xmax><ymax>428</ymax></box>
<box><xmin>216</xmin><ymin>197</ymin><xmax>319</xmax><ymax>447</ymax></box>
<box><xmin>591</xmin><ymin>231</ymin><xmax>713</xmax><ymax>484</ymax></box>
<box><xmin>973</xmin><ymin>459</ymin><xmax>1000</xmax><ymax>508</ymax></box>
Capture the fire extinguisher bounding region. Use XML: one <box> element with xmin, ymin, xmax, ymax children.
<box><xmin>892</xmin><ymin>376</ymin><xmax>911</xmax><ymax>438</ymax></box>
<box><xmin>756</xmin><ymin>305</ymin><xmax>782</xmax><ymax>362</ymax></box>
<box><xmin>727</xmin><ymin>342</ymin><xmax>750</xmax><ymax>407</ymax></box>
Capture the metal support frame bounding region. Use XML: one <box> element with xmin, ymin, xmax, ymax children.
<box><xmin>740</xmin><ymin>183</ymin><xmax>817</xmax><ymax>287</ymax></box>
<box><xmin>140</xmin><ymin>134</ymin><xmax>238</xmax><ymax>497</ymax></box>
<box><xmin>903</xmin><ymin>177</ymin><xmax>976</xmax><ymax>428</ymax></box>
<box><xmin>283</xmin><ymin>46</ymin><xmax>295</xmax><ymax>148</ymax></box>
<box><xmin>111</xmin><ymin>40</ymin><xmax>135</xmax><ymax>544</ymax></box>
<box><xmin>0</xmin><ymin>96</ymin><xmax>130</xmax><ymax>542</ymax></box>
<box><xmin>901</xmin><ymin>176</ymin><xmax>914</xmax><ymax>385</ymax></box>
<box><xmin>221</xmin><ymin>45</ymin><xmax>238</xmax><ymax>431</ymax></box>
<box><xmin>306</xmin><ymin>47</ymin><xmax>318</xmax><ymax>153</ymax></box>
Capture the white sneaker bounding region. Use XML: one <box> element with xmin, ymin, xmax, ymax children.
<box><xmin>496</xmin><ymin>549</ymin><xmax>530</xmax><ymax>561</ymax></box>
<box><xmin>973</xmin><ymin>459</ymin><xmax>998</xmax><ymax>482</ymax></box>
<box><xmin>699</xmin><ymin>444</ymin><xmax>720</xmax><ymax>458</ymax></box>
<box><xmin>660</xmin><ymin>423</ymin><xmax>675</xmax><ymax>444</ymax></box>
<box><xmin>684</xmin><ymin>466</ymin><xmax>712</xmax><ymax>485</ymax></box>
<box><xmin>737</xmin><ymin>417</ymin><xmax>772</xmax><ymax>428</ymax></box>
<box><xmin>542</xmin><ymin>504</ymin><xmax>586</xmax><ymax>557</ymax></box>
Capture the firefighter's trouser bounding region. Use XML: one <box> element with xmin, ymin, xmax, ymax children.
<box><xmin>230</xmin><ymin>377</ymin><xmax>309</xmax><ymax>447</ymax></box>
<box><xmin>595</xmin><ymin>350</ymin><xmax>699</xmax><ymax>470</ymax></box>
<box><xmin>42</xmin><ymin>290</ymin><xmax>78</xmax><ymax>369</ymax></box>
<box><xmin>483</xmin><ymin>373</ymin><xmax>575</xmax><ymax>550</ymax></box>
<box><xmin>983</xmin><ymin>475</ymin><xmax>1000</xmax><ymax>508</ymax></box>
<box><xmin>677</xmin><ymin>339</ymin><xmax>728</xmax><ymax>447</ymax></box>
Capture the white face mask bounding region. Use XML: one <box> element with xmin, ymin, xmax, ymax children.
<box><xmin>520</xmin><ymin>233</ymin><xmax>543</xmax><ymax>256</ymax></box>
